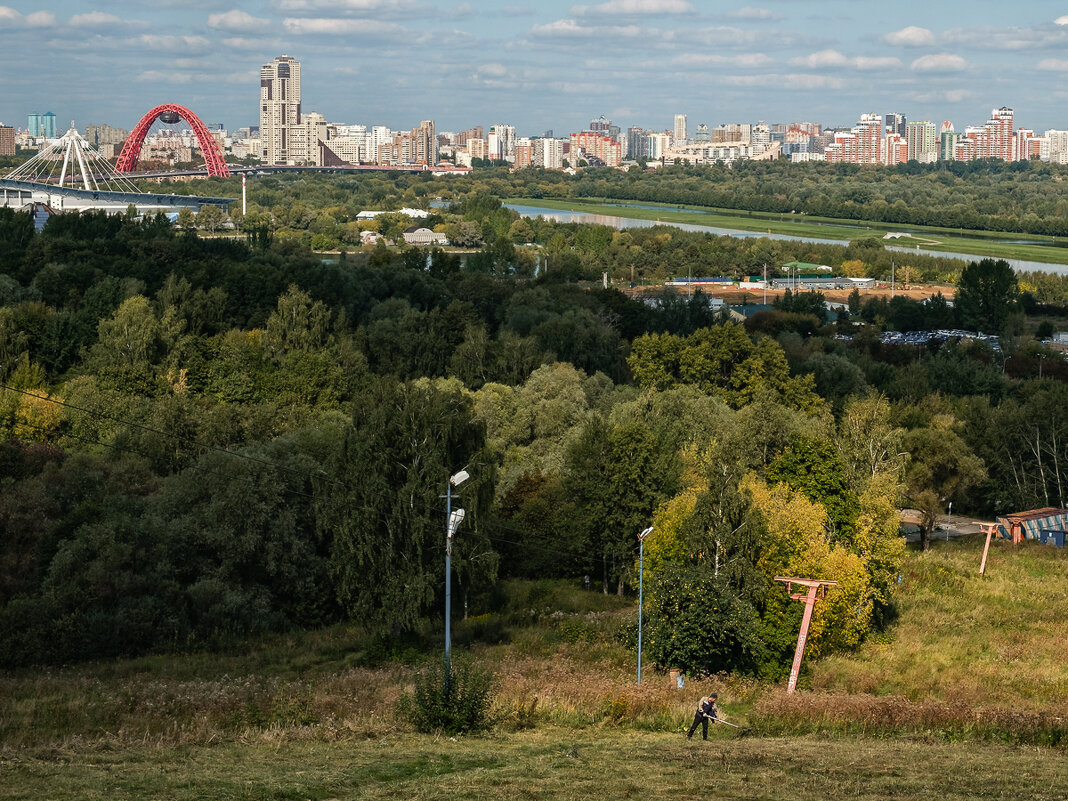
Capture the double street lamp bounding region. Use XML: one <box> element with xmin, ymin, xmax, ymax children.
<box><xmin>637</xmin><ymin>525</ymin><xmax>655</xmax><ymax>686</ymax></box>
<box><xmin>445</xmin><ymin>469</ymin><xmax>469</xmax><ymax>690</ymax></box>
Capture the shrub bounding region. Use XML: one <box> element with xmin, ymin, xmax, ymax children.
<box><xmin>398</xmin><ymin>659</ymin><xmax>496</xmax><ymax>734</ymax></box>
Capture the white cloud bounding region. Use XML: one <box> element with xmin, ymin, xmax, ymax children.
<box><xmin>447</xmin><ymin>2</ymin><xmax>474</xmax><ymax>17</ymax></box>
<box><xmin>0</xmin><ymin>6</ymin><xmax>18</xmax><ymax>23</ymax></box>
<box><xmin>502</xmin><ymin>6</ymin><xmax>534</xmax><ymax>16</ymax></box>
<box><xmin>282</xmin><ymin>17</ymin><xmax>406</xmax><ymax>36</ymax></box>
<box><xmin>69</xmin><ymin>12</ymin><xmax>123</xmax><ymax>27</ymax></box>
<box><xmin>854</xmin><ymin>56</ymin><xmax>903</xmax><ymax>70</ymax></box>
<box><xmin>791</xmin><ymin>50</ymin><xmax>901</xmax><ymax>71</ymax></box>
<box><xmin>571</xmin><ymin>0</ymin><xmax>693</xmax><ymax>15</ymax></box>
<box><xmin>25</xmin><ymin>10</ymin><xmax>56</xmax><ymax>27</ymax></box>
<box><xmin>273</xmin><ymin>0</ymin><xmax>428</xmax><ymax>12</ymax></box>
<box><xmin>728</xmin><ymin>7</ymin><xmax>774</xmax><ymax>20</ymax></box>
<box><xmin>673</xmin><ymin>52</ymin><xmax>772</xmax><ymax>67</ymax></box>
<box><xmin>791</xmin><ymin>49</ymin><xmax>848</xmax><ymax>68</ymax></box>
<box><xmin>883</xmin><ymin>26</ymin><xmax>935</xmax><ymax>46</ymax></box>
<box><xmin>1038</xmin><ymin>58</ymin><xmax>1068</xmax><ymax>71</ymax></box>
<box><xmin>1056</xmin><ymin>15</ymin><xmax>1068</xmax><ymax>25</ymax></box>
<box><xmin>942</xmin><ymin>25</ymin><xmax>1068</xmax><ymax>51</ymax></box>
<box><xmin>911</xmin><ymin>53</ymin><xmax>967</xmax><ymax>72</ymax></box>
<box><xmin>134</xmin><ymin>34</ymin><xmax>211</xmax><ymax>52</ymax></box>
<box><xmin>208</xmin><ymin>10</ymin><xmax>270</xmax><ymax>31</ymax></box>
<box><xmin>477</xmin><ymin>62</ymin><xmax>507</xmax><ymax>77</ymax></box>
<box><xmin>726</xmin><ymin>73</ymin><xmax>845</xmax><ymax>90</ymax></box>
<box><xmin>530</xmin><ymin>18</ymin><xmax>644</xmax><ymax>38</ymax></box>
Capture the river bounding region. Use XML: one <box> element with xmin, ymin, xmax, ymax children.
<box><xmin>504</xmin><ymin>203</ymin><xmax>1068</xmax><ymax>276</ymax></box>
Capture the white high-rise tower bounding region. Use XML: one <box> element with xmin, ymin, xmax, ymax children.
<box><xmin>674</xmin><ymin>114</ymin><xmax>688</xmax><ymax>145</ymax></box>
<box><xmin>260</xmin><ymin>55</ymin><xmax>302</xmax><ymax>165</ymax></box>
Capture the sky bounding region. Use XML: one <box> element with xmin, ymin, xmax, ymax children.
<box><xmin>3</xmin><ymin>1</ymin><xmax>1068</xmax><ymax>136</ymax></box>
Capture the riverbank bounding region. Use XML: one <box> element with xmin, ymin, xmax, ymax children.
<box><xmin>507</xmin><ymin>197</ymin><xmax>1068</xmax><ymax>271</ymax></box>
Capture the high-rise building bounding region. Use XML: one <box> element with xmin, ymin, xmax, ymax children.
<box><xmin>674</xmin><ymin>114</ymin><xmax>688</xmax><ymax>144</ymax></box>
<box><xmin>1045</xmin><ymin>129</ymin><xmax>1068</xmax><ymax>164</ymax></box>
<box><xmin>569</xmin><ymin>131</ymin><xmax>622</xmax><ymax>167</ymax></box>
<box><xmin>27</xmin><ymin>112</ymin><xmax>57</xmax><ymax>139</ymax></box>
<box><xmin>905</xmin><ymin>121</ymin><xmax>938</xmax><ymax>163</ymax></box>
<box><xmin>825</xmin><ymin>113</ymin><xmax>882</xmax><ymax>164</ymax></box>
<box><xmin>588</xmin><ymin>116</ymin><xmax>620</xmax><ymax>140</ymax></box>
<box><xmin>260</xmin><ymin>55</ymin><xmax>302</xmax><ymax>165</ymax></box>
<box><xmin>85</xmin><ymin>124</ymin><xmax>129</xmax><ymax>148</ymax></box>
<box><xmin>884</xmin><ymin>113</ymin><xmax>906</xmax><ymax>137</ymax></box>
<box><xmin>953</xmin><ymin>108</ymin><xmax>1014</xmax><ymax>162</ymax></box>
<box><xmin>694</xmin><ymin>124</ymin><xmax>710</xmax><ymax>143</ymax></box>
<box><xmin>0</xmin><ymin>125</ymin><xmax>14</xmax><ymax>156</ymax></box>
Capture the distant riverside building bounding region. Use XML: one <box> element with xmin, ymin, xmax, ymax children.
<box><xmin>694</xmin><ymin>123</ymin><xmax>710</xmax><ymax>143</ymax></box>
<box><xmin>1045</xmin><ymin>129</ymin><xmax>1068</xmax><ymax>164</ymax></box>
<box><xmin>27</xmin><ymin>112</ymin><xmax>56</xmax><ymax>139</ymax></box>
<box><xmin>955</xmin><ymin>107</ymin><xmax>1014</xmax><ymax>161</ymax></box>
<box><xmin>260</xmin><ymin>55</ymin><xmax>302</xmax><ymax>165</ymax></box>
<box><xmin>513</xmin><ymin>137</ymin><xmax>532</xmax><ymax>169</ymax></box>
<box><xmin>884</xmin><ymin>112</ymin><xmax>906</xmax><ymax>137</ymax></box>
<box><xmin>487</xmin><ymin>124</ymin><xmax>515</xmax><ymax>161</ymax></box>
<box><xmin>569</xmin><ymin>131</ymin><xmax>622</xmax><ymax>167</ymax></box>
<box><xmin>674</xmin><ymin>113</ymin><xmax>687</xmax><ymax>144</ymax></box>
<box><xmin>905</xmin><ymin>120</ymin><xmax>938</xmax><ymax>163</ymax></box>
<box><xmin>940</xmin><ymin>124</ymin><xmax>959</xmax><ymax>161</ymax></box>
<box><xmin>85</xmin><ymin>124</ymin><xmax>129</xmax><ymax>148</ymax></box>
<box><xmin>825</xmin><ymin>113</ymin><xmax>883</xmax><ymax>164</ymax></box>
<box><xmin>0</xmin><ymin>125</ymin><xmax>14</xmax><ymax>156</ymax></box>
<box><xmin>375</xmin><ymin>120</ymin><xmax>437</xmax><ymax>167</ymax></box>
<box><xmin>588</xmin><ymin>115</ymin><xmax>619</xmax><ymax>139</ymax></box>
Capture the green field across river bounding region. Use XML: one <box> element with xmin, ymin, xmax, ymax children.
<box><xmin>508</xmin><ymin>197</ymin><xmax>1068</xmax><ymax>265</ymax></box>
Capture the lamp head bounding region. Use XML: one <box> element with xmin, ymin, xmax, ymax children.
<box><xmin>450</xmin><ymin>469</ymin><xmax>470</xmax><ymax>487</ymax></box>
<box><xmin>447</xmin><ymin>508</ymin><xmax>466</xmax><ymax>538</ymax></box>
<box><xmin>639</xmin><ymin>526</ymin><xmax>654</xmax><ymax>541</ymax></box>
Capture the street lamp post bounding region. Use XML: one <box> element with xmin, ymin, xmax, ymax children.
<box><xmin>445</xmin><ymin>469</ymin><xmax>469</xmax><ymax>693</ymax></box>
<box><xmin>637</xmin><ymin>525</ymin><xmax>654</xmax><ymax>686</ymax></box>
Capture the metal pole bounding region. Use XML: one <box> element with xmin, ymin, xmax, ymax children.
<box><xmin>445</xmin><ymin>479</ymin><xmax>452</xmax><ymax>693</ymax></box>
<box><xmin>637</xmin><ymin>537</ymin><xmax>643</xmax><ymax>686</ymax></box>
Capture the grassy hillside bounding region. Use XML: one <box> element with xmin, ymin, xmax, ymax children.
<box><xmin>1</xmin><ymin>536</ymin><xmax>1066</xmax><ymax>799</ymax></box>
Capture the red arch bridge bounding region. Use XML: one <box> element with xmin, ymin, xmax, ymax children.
<box><xmin>115</xmin><ymin>103</ymin><xmax>231</xmax><ymax>178</ymax></box>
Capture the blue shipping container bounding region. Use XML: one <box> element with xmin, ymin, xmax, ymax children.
<box><xmin>1038</xmin><ymin>529</ymin><xmax>1066</xmax><ymax>547</ymax></box>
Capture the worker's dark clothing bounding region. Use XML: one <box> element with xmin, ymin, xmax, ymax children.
<box><xmin>686</xmin><ymin>698</ymin><xmax>717</xmax><ymax>739</ymax></box>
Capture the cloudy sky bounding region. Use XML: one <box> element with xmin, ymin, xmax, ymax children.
<box><xmin>3</xmin><ymin>1</ymin><xmax>1068</xmax><ymax>136</ymax></box>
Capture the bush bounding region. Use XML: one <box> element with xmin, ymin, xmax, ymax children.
<box><xmin>398</xmin><ymin>659</ymin><xmax>496</xmax><ymax>734</ymax></box>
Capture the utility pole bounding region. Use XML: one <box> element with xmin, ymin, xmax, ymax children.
<box><xmin>775</xmin><ymin>576</ymin><xmax>837</xmax><ymax>694</ymax></box>
<box><xmin>444</xmin><ymin>470</ymin><xmax>469</xmax><ymax>693</ymax></box>
<box><xmin>977</xmin><ymin>522</ymin><xmax>998</xmax><ymax>577</ymax></box>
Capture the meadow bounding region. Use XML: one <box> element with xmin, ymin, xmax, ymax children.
<box><xmin>508</xmin><ymin>196</ymin><xmax>1068</xmax><ymax>266</ymax></box>
<box><xmin>1</xmin><ymin>533</ymin><xmax>1066</xmax><ymax>799</ymax></box>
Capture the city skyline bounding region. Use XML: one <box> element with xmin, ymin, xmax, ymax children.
<box><xmin>4</xmin><ymin>3</ymin><xmax>1068</xmax><ymax>134</ymax></box>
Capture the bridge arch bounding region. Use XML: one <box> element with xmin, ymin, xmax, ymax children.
<box><xmin>115</xmin><ymin>103</ymin><xmax>230</xmax><ymax>177</ymax></box>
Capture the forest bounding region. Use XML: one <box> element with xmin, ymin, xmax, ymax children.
<box><xmin>0</xmin><ymin>173</ymin><xmax>1067</xmax><ymax>677</ymax></box>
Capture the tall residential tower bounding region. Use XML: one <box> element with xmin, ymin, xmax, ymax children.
<box><xmin>260</xmin><ymin>55</ymin><xmax>302</xmax><ymax>165</ymax></box>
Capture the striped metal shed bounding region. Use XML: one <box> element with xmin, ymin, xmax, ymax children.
<box><xmin>996</xmin><ymin>508</ymin><xmax>1068</xmax><ymax>544</ymax></box>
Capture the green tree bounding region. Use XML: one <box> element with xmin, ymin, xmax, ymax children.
<box><xmin>956</xmin><ymin>258</ymin><xmax>1019</xmax><ymax>334</ymax></box>
<box><xmin>903</xmin><ymin>419</ymin><xmax>988</xmax><ymax>550</ymax></box>
<box><xmin>323</xmin><ymin>378</ymin><xmax>496</xmax><ymax>632</ymax></box>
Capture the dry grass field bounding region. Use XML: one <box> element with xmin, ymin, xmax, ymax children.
<box><xmin>1</xmin><ymin>533</ymin><xmax>1066</xmax><ymax>799</ymax></box>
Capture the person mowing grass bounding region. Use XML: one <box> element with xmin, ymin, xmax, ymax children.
<box><xmin>686</xmin><ymin>693</ymin><xmax>717</xmax><ymax>740</ymax></box>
